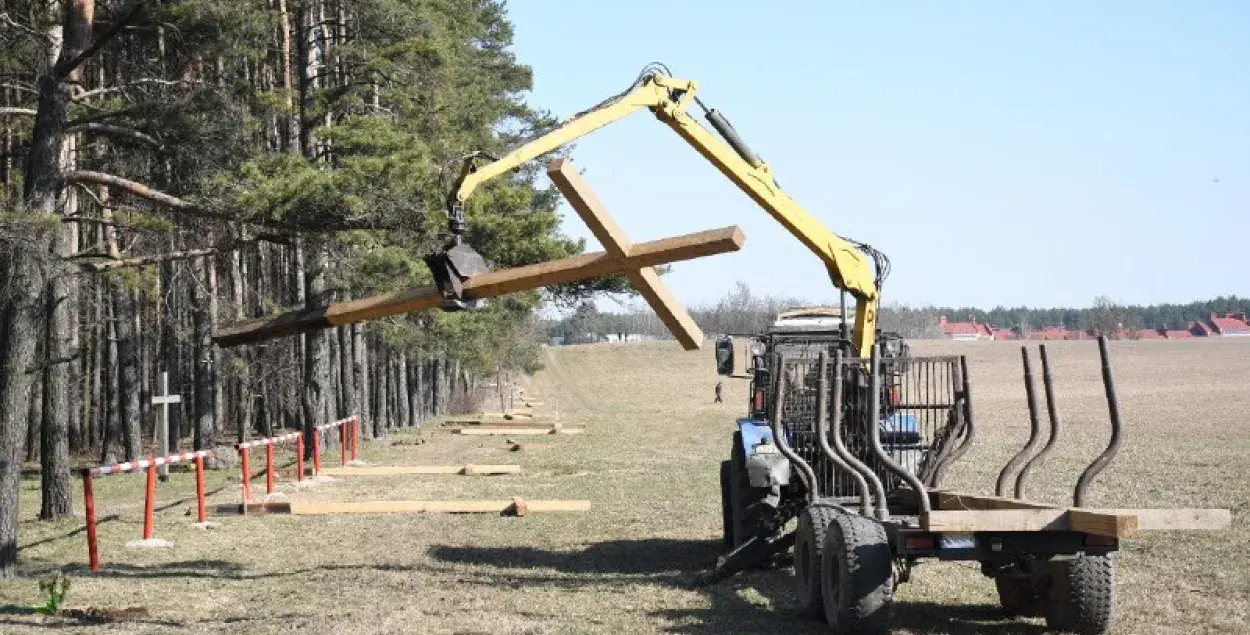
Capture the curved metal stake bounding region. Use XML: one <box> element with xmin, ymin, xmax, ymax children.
<box><xmin>770</xmin><ymin>354</ymin><xmax>820</xmax><ymax>502</ymax></box>
<box><xmin>867</xmin><ymin>344</ymin><xmax>930</xmax><ymax>517</ymax></box>
<box><xmin>1074</xmin><ymin>336</ymin><xmax>1124</xmax><ymax>507</ymax></box>
<box><xmin>931</xmin><ymin>356</ymin><xmax>976</xmax><ymax>487</ymax></box>
<box><xmin>1016</xmin><ymin>344</ymin><xmax>1060</xmax><ymax>499</ymax></box>
<box><xmin>817</xmin><ymin>350</ymin><xmax>872</xmax><ymax>516</ymax></box>
<box><xmin>996</xmin><ymin>347</ymin><xmax>1044</xmax><ymax>497</ymax></box>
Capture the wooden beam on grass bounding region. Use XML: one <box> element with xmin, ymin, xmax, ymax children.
<box><xmin>288</xmin><ymin>499</ymin><xmax>590</xmax><ymax>515</ymax></box>
<box><xmin>454</xmin><ymin>427</ymin><xmax>583</xmax><ymax>436</ymax></box>
<box><xmin>213</xmin><ymin>225</ymin><xmax>745</xmax><ymax>347</ymax></box>
<box><xmin>548</xmin><ymin>159</ymin><xmax>705</xmax><ymax>350</ymax></box>
<box><xmin>319</xmin><ymin>465</ymin><xmax>522</xmax><ymax>476</ymax></box>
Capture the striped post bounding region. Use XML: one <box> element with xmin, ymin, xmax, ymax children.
<box><xmin>265</xmin><ymin>443</ymin><xmax>275</xmax><ymax>494</ymax></box>
<box><xmin>194</xmin><ymin>456</ymin><xmax>207</xmax><ymax>523</ymax></box>
<box><xmin>142</xmin><ymin>464</ymin><xmax>157</xmax><ymax>540</ymax></box>
<box><xmin>351</xmin><ymin>416</ymin><xmax>359</xmax><ymax>461</ymax></box>
<box><xmin>313</xmin><ymin>431</ymin><xmax>321</xmax><ymax>476</ymax></box>
<box><xmin>240</xmin><ymin>448</ymin><xmax>252</xmax><ymax>502</ymax></box>
<box><xmin>296</xmin><ymin>435</ymin><xmax>305</xmax><ymax>482</ymax></box>
<box><xmin>82</xmin><ymin>471</ymin><xmax>99</xmax><ymax>571</ymax></box>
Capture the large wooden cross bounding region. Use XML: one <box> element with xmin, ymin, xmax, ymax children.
<box><xmin>213</xmin><ymin>166</ymin><xmax>744</xmax><ymax>348</ymax></box>
<box><xmin>547</xmin><ymin>159</ymin><xmax>703</xmax><ymax>350</ymax></box>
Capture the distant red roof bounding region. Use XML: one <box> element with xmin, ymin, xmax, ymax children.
<box><xmin>990</xmin><ymin>328</ymin><xmax>1017</xmax><ymax>340</ymax></box>
<box><xmin>939</xmin><ymin>316</ymin><xmax>993</xmax><ymax>338</ymax></box>
<box><xmin>1209</xmin><ymin>313</ymin><xmax>1250</xmax><ymax>335</ymax></box>
<box><xmin>1165</xmin><ymin>330</ymin><xmax>1194</xmax><ymax>339</ymax></box>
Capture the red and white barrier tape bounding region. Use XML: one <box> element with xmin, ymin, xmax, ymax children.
<box><xmin>236</xmin><ymin>431</ymin><xmax>301</xmax><ymax>450</ymax></box>
<box><xmin>315</xmin><ymin>416</ymin><xmax>356</xmax><ymax>432</ymax></box>
<box><xmin>84</xmin><ymin>449</ymin><xmax>214</xmax><ymax>477</ymax></box>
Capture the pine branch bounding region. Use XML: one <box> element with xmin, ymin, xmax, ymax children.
<box><xmin>0</xmin><ymin>107</ymin><xmax>37</xmax><ymax>117</ymax></box>
<box><xmin>64</xmin><ymin>122</ymin><xmax>161</xmax><ymax>148</ymax></box>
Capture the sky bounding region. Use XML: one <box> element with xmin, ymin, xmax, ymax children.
<box><xmin>502</xmin><ymin>2</ymin><xmax>1249</xmax><ymax>312</ymax></box>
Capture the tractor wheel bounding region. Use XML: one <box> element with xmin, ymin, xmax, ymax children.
<box><xmin>719</xmin><ymin>460</ymin><xmax>734</xmax><ymax>551</ymax></box>
<box><xmin>728</xmin><ymin>431</ymin><xmax>772</xmax><ymax>552</ymax></box>
<box><xmin>995</xmin><ymin>575</ymin><xmax>1043</xmax><ymax>617</ymax></box>
<box><xmin>820</xmin><ymin>512</ymin><xmax>894</xmax><ymax>635</ymax></box>
<box><xmin>1044</xmin><ymin>553</ymin><xmax>1116</xmax><ymax>635</ymax></box>
<box><xmin>794</xmin><ymin>500</ymin><xmax>840</xmax><ymax>619</ymax></box>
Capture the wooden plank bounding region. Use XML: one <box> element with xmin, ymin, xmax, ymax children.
<box><xmin>454</xmin><ymin>427</ymin><xmax>583</xmax><ymax>436</ymax></box>
<box><xmin>923</xmin><ymin>509</ymin><xmax>1068</xmax><ymax>532</ymax></box>
<box><xmin>1069</xmin><ymin>510</ymin><xmax>1138</xmax><ymax>539</ymax></box>
<box><xmin>444</xmin><ymin>418</ymin><xmax>562</xmax><ymax>428</ymax></box>
<box><xmin>214</xmin><ymin>226</ymin><xmax>745</xmax><ymax>347</ymax></box>
<box><xmin>1086</xmin><ymin>508</ymin><xmax>1231</xmax><ymax>531</ymax></box>
<box><xmin>319</xmin><ymin>465</ymin><xmax>522</xmax><ymax>476</ymax></box>
<box><xmin>209</xmin><ymin>503</ymin><xmax>292</xmax><ymax>516</ymax></box>
<box><xmin>922</xmin><ymin>509</ymin><xmax>1139</xmax><ymax>538</ymax></box>
<box><xmin>548</xmin><ymin>158</ymin><xmax>704</xmax><ymax>351</ymax></box>
<box><xmin>286</xmin><ymin>500</ymin><xmax>592</xmax><ymax>515</ymax></box>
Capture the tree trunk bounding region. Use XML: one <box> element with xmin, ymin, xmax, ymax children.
<box><xmin>191</xmin><ymin>256</ymin><xmax>216</xmax><ymax>450</ymax></box>
<box><xmin>352</xmin><ymin>323</ymin><xmax>368</xmax><ymax>430</ymax></box>
<box><xmin>40</xmin><ymin>273</ymin><xmax>73</xmax><ymax>519</ymax></box>
<box><xmin>301</xmin><ymin>239</ymin><xmax>329</xmax><ymax>447</ymax></box>
<box><xmin>115</xmin><ymin>286</ymin><xmax>141</xmax><ymax>460</ymax></box>
<box><xmin>101</xmin><ymin>289</ymin><xmax>121</xmax><ymax>464</ymax></box>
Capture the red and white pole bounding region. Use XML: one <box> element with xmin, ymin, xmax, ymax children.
<box><xmin>240</xmin><ymin>448</ymin><xmax>252</xmax><ymax>501</ymax></box>
<box><xmin>265</xmin><ymin>443</ymin><xmax>275</xmax><ymax>494</ymax></box>
<box><xmin>339</xmin><ymin>422</ymin><xmax>347</xmax><ymax>467</ymax></box>
<box><xmin>351</xmin><ymin>416</ymin><xmax>359</xmax><ymax>461</ymax></box>
<box><xmin>296</xmin><ymin>435</ymin><xmax>305</xmax><ymax>482</ymax></box>
<box><xmin>142</xmin><ymin>463</ymin><xmax>157</xmax><ymax>540</ymax></box>
<box><xmin>312</xmin><ymin>431</ymin><xmax>322</xmax><ymax>476</ymax></box>
<box><xmin>82</xmin><ymin>471</ymin><xmax>99</xmax><ymax>572</ymax></box>
<box><xmin>194</xmin><ymin>455</ymin><xmax>207</xmax><ymax>523</ymax></box>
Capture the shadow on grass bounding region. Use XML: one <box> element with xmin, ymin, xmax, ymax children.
<box><xmin>431</xmin><ymin>538</ymin><xmax>1050</xmax><ymax>635</ymax></box>
<box><xmin>49</xmin><ymin>558</ymin><xmax>420</xmax><ymax>581</ymax></box>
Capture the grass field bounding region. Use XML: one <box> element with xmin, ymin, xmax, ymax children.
<box><xmin>1</xmin><ymin>338</ymin><xmax>1247</xmax><ymax>634</ymax></box>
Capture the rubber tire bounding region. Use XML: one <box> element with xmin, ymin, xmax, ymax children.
<box><xmin>995</xmin><ymin>575</ymin><xmax>1043</xmax><ymax>617</ymax></box>
<box><xmin>794</xmin><ymin>501</ymin><xmax>840</xmax><ymax>619</ymax></box>
<box><xmin>728</xmin><ymin>431</ymin><xmax>773</xmax><ymax>551</ymax></box>
<box><xmin>1044</xmin><ymin>553</ymin><xmax>1116</xmax><ymax>635</ymax></box>
<box><xmin>820</xmin><ymin>512</ymin><xmax>894</xmax><ymax>635</ymax></box>
<box><xmin>719</xmin><ymin>460</ymin><xmax>734</xmax><ymax>551</ymax></box>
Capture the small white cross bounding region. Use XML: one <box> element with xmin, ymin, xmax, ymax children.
<box><xmin>152</xmin><ymin>371</ymin><xmax>182</xmax><ymax>481</ymax></box>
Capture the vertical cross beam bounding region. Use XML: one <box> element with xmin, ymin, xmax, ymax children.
<box><xmin>151</xmin><ymin>371</ymin><xmax>181</xmax><ymax>481</ymax></box>
<box><xmin>547</xmin><ymin>159</ymin><xmax>704</xmax><ymax>350</ymax></box>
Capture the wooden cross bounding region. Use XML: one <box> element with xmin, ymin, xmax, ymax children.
<box><xmin>151</xmin><ymin>371</ymin><xmax>181</xmax><ymax>481</ymax></box>
<box><xmin>546</xmin><ymin>159</ymin><xmax>704</xmax><ymax>350</ymax></box>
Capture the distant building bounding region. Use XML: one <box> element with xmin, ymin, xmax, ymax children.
<box><xmin>1208</xmin><ymin>312</ymin><xmax>1250</xmax><ymax>336</ymax></box>
<box><xmin>938</xmin><ymin>316</ymin><xmax>994</xmax><ymax>340</ymax></box>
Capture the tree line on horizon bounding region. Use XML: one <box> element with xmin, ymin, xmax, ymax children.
<box><xmin>541</xmin><ymin>283</ymin><xmax>1249</xmax><ymax>343</ymax></box>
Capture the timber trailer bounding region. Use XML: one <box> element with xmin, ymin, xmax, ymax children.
<box><xmin>709</xmin><ymin>308</ymin><xmax>1231</xmax><ymax>634</ymax></box>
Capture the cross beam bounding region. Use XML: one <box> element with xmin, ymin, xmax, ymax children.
<box><xmin>547</xmin><ymin>159</ymin><xmax>704</xmax><ymax>350</ymax></box>
<box><xmin>213</xmin><ymin>225</ymin><xmax>745</xmax><ymax>348</ymax></box>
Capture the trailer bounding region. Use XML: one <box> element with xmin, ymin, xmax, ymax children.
<box><xmin>709</xmin><ymin>319</ymin><xmax>1230</xmax><ymax>635</ymax></box>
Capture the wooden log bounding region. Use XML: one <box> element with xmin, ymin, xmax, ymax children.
<box><xmin>286</xmin><ymin>500</ymin><xmax>591</xmax><ymax>515</ymax></box>
<box><xmin>454</xmin><ymin>427</ymin><xmax>583</xmax><ymax>436</ymax></box>
<box><xmin>934</xmin><ymin>490</ymin><xmax>1056</xmax><ymax>511</ymax></box>
<box><xmin>319</xmin><ymin>465</ymin><xmax>522</xmax><ymax>476</ymax></box>
<box><xmin>548</xmin><ymin>159</ymin><xmax>704</xmax><ymax>350</ymax></box>
<box><xmin>453</xmin><ymin>427</ymin><xmax>580</xmax><ymax>435</ymax></box>
<box><xmin>1088</xmin><ymin>508</ymin><xmax>1231</xmax><ymax>531</ymax></box>
<box><xmin>213</xmin><ymin>226</ymin><xmax>746</xmax><ymax>347</ymax></box>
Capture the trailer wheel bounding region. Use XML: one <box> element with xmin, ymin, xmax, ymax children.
<box><xmin>1044</xmin><ymin>553</ymin><xmax>1116</xmax><ymax>635</ymax></box>
<box><xmin>821</xmin><ymin>512</ymin><xmax>893</xmax><ymax>634</ymax></box>
<box><xmin>719</xmin><ymin>460</ymin><xmax>734</xmax><ymax>551</ymax></box>
<box><xmin>995</xmin><ymin>575</ymin><xmax>1042</xmax><ymax>617</ymax></box>
<box><xmin>793</xmin><ymin>500</ymin><xmax>840</xmax><ymax>619</ymax></box>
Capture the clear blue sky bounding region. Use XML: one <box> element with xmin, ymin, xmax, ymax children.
<box><xmin>503</xmin><ymin>2</ymin><xmax>1248</xmax><ymax>311</ymax></box>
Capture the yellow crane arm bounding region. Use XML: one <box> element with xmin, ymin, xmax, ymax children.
<box><xmin>451</xmin><ymin>71</ymin><xmax>880</xmax><ymax>356</ymax></box>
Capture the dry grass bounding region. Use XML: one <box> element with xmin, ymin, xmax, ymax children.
<box><xmin>1</xmin><ymin>339</ymin><xmax>1247</xmax><ymax>634</ymax></box>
